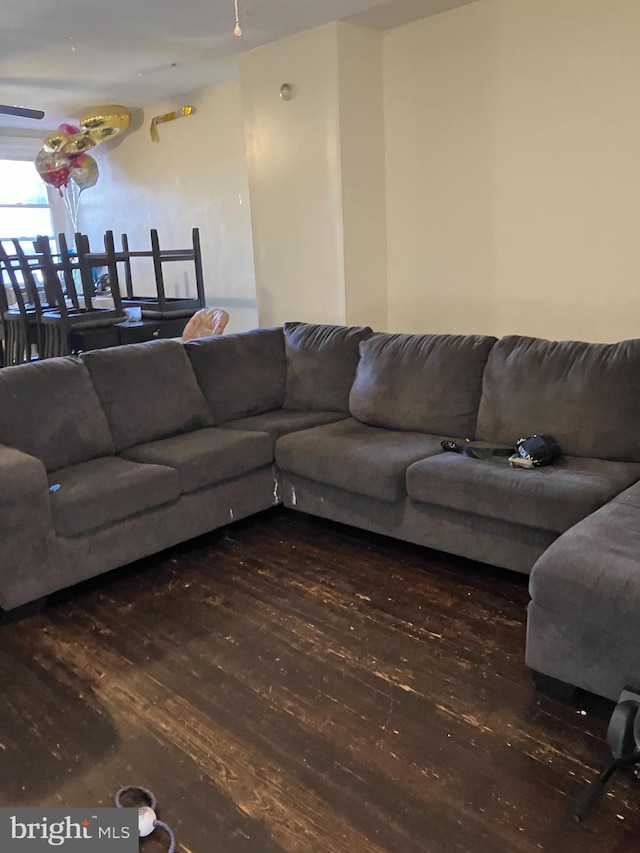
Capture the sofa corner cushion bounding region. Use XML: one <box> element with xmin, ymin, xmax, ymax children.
<box><xmin>48</xmin><ymin>456</ymin><xmax>181</xmax><ymax>537</ymax></box>
<box><xmin>283</xmin><ymin>322</ymin><xmax>373</xmax><ymax>413</ymax></box>
<box><xmin>406</xmin><ymin>453</ymin><xmax>640</xmax><ymax>534</ymax></box>
<box><xmin>221</xmin><ymin>409</ymin><xmax>346</xmax><ymax>447</ymax></box>
<box><xmin>185</xmin><ymin>327</ymin><xmax>286</xmax><ymax>423</ymax></box>
<box><xmin>120</xmin><ymin>427</ymin><xmax>273</xmax><ymax>494</ymax></box>
<box><xmin>349</xmin><ymin>332</ymin><xmax>497</xmax><ymax>436</ymax></box>
<box><xmin>83</xmin><ymin>339</ymin><xmax>212</xmax><ymax>451</ymax></box>
<box><xmin>0</xmin><ymin>357</ymin><xmax>114</xmax><ymax>471</ymax></box>
<box><xmin>476</xmin><ymin>335</ymin><xmax>640</xmax><ymax>461</ymax></box>
<box><xmin>275</xmin><ymin>418</ymin><xmax>446</xmax><ymax>502</ymax></box>
<box><xmin>529</xmin><ymin>494</ymin><xmax>640</xmax><ymax>637</ymax></box>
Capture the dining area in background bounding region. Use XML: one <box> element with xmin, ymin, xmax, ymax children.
<box><xmin>0</xmin><ymin>228</ymin><xmax>227</xmax><ymax>367</ymax></box>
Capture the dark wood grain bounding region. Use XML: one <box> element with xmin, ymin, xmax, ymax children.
<box><xmin>1</xmin><ymin>508</ymin><xmax>638</xmax><ymax>852</ymax></box>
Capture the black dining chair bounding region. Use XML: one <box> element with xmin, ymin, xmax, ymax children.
<box><xmin>73</xmin><ymin>231</ymin><xmax>126</xmax><ymax>316</ymax></box>
<box><xmin>0</xmin><ymin>242</ymin><xmax>41</xmax><ymax>364</ymax></box>
<box><xmin>33</xmin><ymin>236</ymin><xmax>125</xmax><ymax>357</ymax></box>
<box><xmin>0</xmin><ymin>256</ymin><xmax>13</xmax><ymax>367</ymax></box>
<box><xmin>99</xmin><ymin>228</ymin><xmax>206</xmax><ymax>319</ymax></box>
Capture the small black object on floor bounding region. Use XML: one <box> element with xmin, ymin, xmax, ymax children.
<box><xmin>573</xmin><ymin>687</ymin><xmax>640</xmax><ymax>822</ymax></box>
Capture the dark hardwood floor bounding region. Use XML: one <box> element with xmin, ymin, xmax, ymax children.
<box><xmin>1</xmin><ymin>508</ymin><xmax>638</xmax><ymax>852</ymax></box>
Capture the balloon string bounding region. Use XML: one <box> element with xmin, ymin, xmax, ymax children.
<box><xmin>234</xmin><ymin>0</ymin><xmax>242</xmax><ymax>36</ymax></box>
<box><xmin>61</xmin><ymin>182</ymin><xmax>81</xmax><ymax>233</ymax></box>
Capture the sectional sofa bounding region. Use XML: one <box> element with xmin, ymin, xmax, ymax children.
<box><xmin>1</xmin><ymin>322</ymin><xmax>638</xmax><ymax>703</ymax></box>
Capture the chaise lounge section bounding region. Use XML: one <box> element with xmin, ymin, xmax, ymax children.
<box><xmin>527</xmin><ymin>483</ymin><xmax>640</xmax><ymax>701</ymax></box>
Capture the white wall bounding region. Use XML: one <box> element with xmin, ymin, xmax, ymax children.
<box><xmin>81</xmin><ymin>80</ymin><xmax>258</xmax><ymax>333</ymax></box>
<box><xmin>384</xmin><ymin>0</ymin><xmax>640</xmax><ymax>342</ymax></box>
<box><xmin>337</xmin><ymin>23</ymin><xmax>387</xmax><ymax>330</ymax></box>
<box><xmin>241</xmin><ymin>22</ymin><xmax>387</xmax><ymax>330</ymax></box>
<box><xmin>241</xmin><ymin>25</ymin><xmax>345</xmax><ymax>327</ymax></box>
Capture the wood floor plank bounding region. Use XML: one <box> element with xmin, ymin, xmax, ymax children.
<box><xmin>1</xmin><ymin>508</ymin><xmax>638</xmax><ymax>852</ymax></box>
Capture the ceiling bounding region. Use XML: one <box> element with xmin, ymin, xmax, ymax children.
<box><xmin>0</xmin><ymin>0</ymin><xmax>476</xmax><ymax>131</ymax></box>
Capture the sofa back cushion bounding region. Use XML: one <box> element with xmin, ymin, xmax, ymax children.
<box><xmin>284</xmin><ymin>322</ymin><xmax>373</xmax><ymax>412</ymax></box>
<box><xmin>349</xmin><ymin>332</ymin><xmax>497</xmax><ymax>437</ymax></box>
<box><xmin>0</xmin><ymin>357</ymin><xmax>114</xmax><ymax>471</ymax></box>
<box><xmin>185</xmin><ymin>328</ymin><xmax>286</xmax><ymax>424</ymax></box>
<box><xmin>83</xmin><ymin>340</ymin><xmax>212</xmax><ymax>451</ymax></box>
<box><xmin>476</xmin><ymin>335</ymin><xmax>640</xmax><ymax>460</ymax></box>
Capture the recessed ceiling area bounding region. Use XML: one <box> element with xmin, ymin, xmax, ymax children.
<box><xmin>347</xmin><ymin>0</ymin><xmax>478</xmax><ymax>29</ymax></box>
<box><xmin>0</xmin><ymin>0</ymin><xmax>477</xmax><ymax>130</ymax></box>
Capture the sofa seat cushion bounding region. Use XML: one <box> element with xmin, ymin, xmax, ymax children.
<box><xmin>349</xmin><ymin>332</ymin><xmax>496</xmax><ymax>437</ymax></box>
<box><xmin>120</xmin><ymin>428</ymin><xmax>273</xmax><ymax>494</ymax></box>
<box><xmin>222</xmin><ymin>410</ymin><xmax>346</xmax><ymax>448</ymax></box>
<box><xmin>275</xmin><ymin>418</ymin><xmax>448</xmax><ymax>502</ymax></box>
<box><xmin>529</xmin><ymin>484</ymin><xmax>640</xmax><ymax>635</ymax></box>
<box><xmin>83</xmin><ymin>340</ymin><xmax>212</xmax><ymax>451</ymax></box>
<box><xmin>48</xmin><ymin>457</ymin><xmax>181</xmax><ymax>537</ymax></box>
<box><xmin>283</xmin><ymin>322</ymin><xmax>373</xmax><ymax>413</ymax></box>
<box><xmin>406</xmin><ymin>454</ymin><xmax>640</xmax><ymax>533</ymax></box>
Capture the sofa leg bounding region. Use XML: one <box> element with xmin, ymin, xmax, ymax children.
<box><xmin>0</xmin><ymin>596</ymin><xmax>48</xmax><ymax>624</ymax></box>
<box><xmin>532</xmin><ymin>670</ymin><xmax>579</xmax><ymax>704</ymax></box>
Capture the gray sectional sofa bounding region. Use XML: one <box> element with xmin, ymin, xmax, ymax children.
<box><xmin>1</xmin><ymin>322</ymin><xmax>638</xmax><ymax>702</ymax></box>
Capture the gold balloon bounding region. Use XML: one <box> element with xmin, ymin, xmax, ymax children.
<box><xmin>35</xmin><ymin>148</ymin><xmax>71</xmax><ymax>175</ymax></box>
<box><xmin>43</xmin><ymin>130</ymin><xmax>71</xmax><ymax>154</ymax></box>
<box><xmin>79</xmin><ymin>105</ymin><xmax>130</xmax><ymax>144</ymax></box>
<box><xmin>60</xmin><ymin>130</ymin><xmax>96</xmax><ymax>155</ymax></box>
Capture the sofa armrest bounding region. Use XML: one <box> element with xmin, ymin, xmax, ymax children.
<box><xmin>0</xmin><ymin>445</ymin><xmax>59</xmax><ymax>611</ymax></box>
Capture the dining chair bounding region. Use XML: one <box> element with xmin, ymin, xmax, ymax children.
<box><xmin>32</xmin><ymin>237</ymin><xmax>125</xmax><ymax>358</ymax></box>
<box><xmin>100</xmin><ymin>228</ymin><xmax>206</xmax><ymax>319</ymax></box>
<box><xmin>0</xmin><ymin>258</ymin><xmax>11</xmax><ymax>367</ymax></box>
<box><xmin>0</xmin><ymin>242</ymin><xmax>42</xmax><ymax>364</ymax></box>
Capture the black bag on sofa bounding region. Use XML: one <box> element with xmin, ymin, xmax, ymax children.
<box><xmin>509</xmin><ymin>434</ymin><xmax>562</xmax><ymax>469</ymax></box>
<box><xmin>441</xmin><ymin>434</ymin><xmax>562</xmax><ymax>467</ymax></box>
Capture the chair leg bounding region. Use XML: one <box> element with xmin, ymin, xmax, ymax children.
<box><xmin>192</xmin><ymin>227</ymin><xmax>205</xmax><ymax>307</ymax></box>
<box><xmin>150</xmin><ymin>229</ymin><xmax>168</xmax><ymax>314</ymax></box>
<box><xmin>18</xmin><ymin>323</ymin><xmax>28</xmax><ymax>363</ymax></box>
<box><xmin>5</xmin><ymin>322</ymin><xmax>13</xmax><ymax>364</ymax></box>
<box><xmin>43</xmin><ymin>325</ymin><xmax>51</xmax><ymax>359</ymax></box>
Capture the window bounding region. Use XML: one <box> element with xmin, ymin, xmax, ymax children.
<box><xmin>0</xmin><ymin>159</ymin><xmax>55</xmax><ymax>248</ymax></box>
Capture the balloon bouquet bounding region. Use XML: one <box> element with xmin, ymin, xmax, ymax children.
<box><xmin>34</xmin><ymin>106</ymin><xmax>130</xmax><ymax>231</ymax></box>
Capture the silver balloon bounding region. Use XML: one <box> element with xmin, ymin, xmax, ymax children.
<box><xmin>69</xmin><ymin>155</ymin><xmax>99</xmax><ymax>190</ymax></box>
